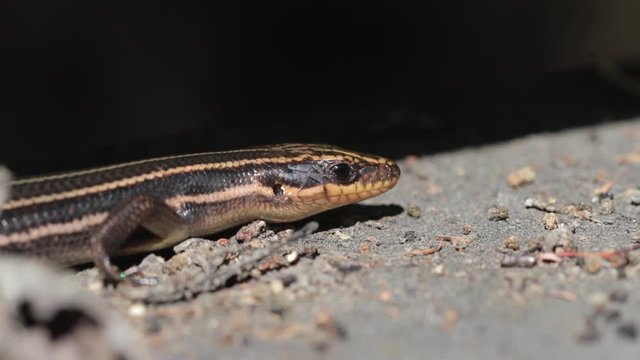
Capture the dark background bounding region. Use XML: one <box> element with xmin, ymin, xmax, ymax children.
<box><xmin>2</xmin><ymin>1</ymin><xmax>640</xmax><ymax>176</ymax></box>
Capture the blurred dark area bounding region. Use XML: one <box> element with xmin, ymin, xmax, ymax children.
<box><xmin>1</xmin><ymin>0</ymin><xmax>640</xmax><ymax>176</ymax></box>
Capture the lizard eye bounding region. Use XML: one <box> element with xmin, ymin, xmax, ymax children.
<box><xmin>330</xmin><ymin>163</ymin><xmax>355</xmax><ymax>183</ymax></box>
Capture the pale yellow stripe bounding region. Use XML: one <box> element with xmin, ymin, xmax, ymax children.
<box><xmin>0</xmin><ymin>212</ymin><xmax>108</xmax><ymax>245</ymax></box>
<box><xmin>4</xmin><ymin>156</ymin><xmax>311</xmax><ymax>210</ymax></box>
<box><xmin>11</xmin><ymin>147</ymin><xmax>291</xmax><ymax>186</ymax></box>
<box><xmin>164</xmin><ymin>183</ymin><xmax>272</xmax><ymax>208</ymax></box>
<box><xmin>11</xmin><ymin>143</ymin><xmax>347</xmax><ymax>185</ymax></box>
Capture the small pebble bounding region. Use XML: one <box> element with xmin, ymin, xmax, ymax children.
<box><xmin>629</xmin><ymin>189</ymin><xmax>640</xmax><ymax>206</ymax></box>
<box><xmin>442</xmin><ymin>309</ymin><xmax>459</xmax><ymax>332</ymax></box>
<box><xmin>406</xmin><ymin>204</ymin><xmax>422</xmax><ymax>218</ymax></box>
<box><xmin>503</xmin><ymin>235</ymin><xmax>520</xmax><ymax>251</ymax></box>
<box><xmin>542</xmin><ymin>227</ymin><xmax>576</xmax><ymax>253</ymax></box>
<box><xmin>507</xmin><ymin>166</ymin><xmax>536</xmax><ymax>187</ymax></box>
<box><xmin>366</xmin><ymin>221</ymin><xmax>385</xmax><ymax>230</ymax></box>
<box><xmin>604</xmin><ymin>309</ymin><xmax>621</xmax><ymax>323</ymax></box>
<box><xmin>359</xmin><ymin>242</ymin><xmax>370</xmax><ymax>254</ymax></box>
<box><xmin>585</xmin><ymin>254</ymin><xmax>602</xmax><ymax>274</ymax></box>
<box><xmin>543</xmin><ymin>213</ymin><xmax>559</xmax><ymax>230</ymax></box>
<box><xmin>566</xmin><ymin>205</ymin><xmax>595</xmax><ymax>221</ymax></box>
<box><xmin>629</xmin><ymin>251</ymin><xmax>640</xmax><ymax>265</ymax></box>
<box><xmin>87</xmin><ymin>280</ymin><xmax>104</xmax><ymax>292</ymax></box>
<box><xmin>608</xmin><ymin>253</ymin><xmax>629</xmax><ymax>269</ymax></box>
<box><xmin>436</xmin><ymin>235</ymin><xmax>474</xmax><ymax>250</ymax></box>
<box><xmin>401</xmin><ymin>231</ymin><xmax>419</xmax><ymax>243</ymax></box>
<box><xmin>454</xmin><ymin>166</ymin><xmax>466</xmax><ymax>177</ymax></box>
<box><xmin>577</xmin><ymin>320</ymin><xmax>600</xmax><ymax>342</ymax></box>
<box><xmin>285</xmin><ymin>251</ymin><xmax>299</xmax><ymax>264</ymax></box>
<box><xmin>432</xmin><ymin>264</ymin><xmax>445</xmax><ymax>275</ymax></box>
<box><xmin>405</xmin><ymin>246</ymin><xmax>441</xmax><ymax>257</ymax></box>
<box><xmin>588</xmin><ymin>292</ymin><xmax>608</xmax><ymax>308</ymax></box>
<box><xmin>279</xmin><ymin>274</ymin><xmax>297</xmax><ymax>287</ymax></box>
<box><xmin>315</xmin><ymin>311</ymin><xmax>347</xmax><ymax>340</ymax></box>
<box><xmin>556</xmin><ymin>154</ymin><xmax>577</xmax><ymax>167</ymax></box>
<box><xmin>593</xmin><ymin>181</ymin><xmax>614</xmax><ymax>196</ymax></box>
<box><xmin>598</xmin><ymin>198</ymin><xmax>615</xmax><ymax>215</ymax></box>
<box><xmin>270</xmin><ymin>279</ymin><xmax>284</xmax><ymax>294</ymax></box>
<box><xmin>235</xmin><ymin>220</ymin><xmax>267</xmax><ymax>242</ymax></box>
<box><xmin>617</xmin><ymin>152</ymin><xmax>640</xmax><ymax>165</ymax></box>
<box><xmin>524</xmin><ymin>198</ymin><xmax>556</xmax><ymax>212</ymax></box>
<box><xmin>594</xmin><ymin>169</ymin><xmax>609</xmax><ymax>182</ymax></box>
<box><xmin>378</xmin><ymin>291</ymin><xmax>392</xmax><ymax>302</ymax></box>
<box><xmin>128</xmin><ymin>303</ymin><xmax>147</xmax><ymax>318</ymax></box>
<box><xmin>617</xmin><ymin>322</ymin><xmax>638</xmax><ymax>340</ymax></box>
<box><xmin>500</xmin><ymin>254</ymin><xmax>536</xmax><ymax>268</ymax></box>
<box><xmin>610</xmin><ymin>289</ymin><xmax>629</xmax><ymax>303</ymax></box>
<box><xmin>488</xmin><ymin>206</ymin><xmax>509</xmax><ymax>221</ymax></box>
<box><xmin>404</xmin><ymin>154</ymin><xmax>418</xmax><ymax>167</ymax></box>
<box><xmin>527</xmin><ymin>239</ymin><xmax>542</xmax><ymax>252</ymax></box>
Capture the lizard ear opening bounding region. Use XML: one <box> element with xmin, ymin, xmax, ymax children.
<box><xmin>272</xmin><ymin>184</ymin><xmax>285</xmax><ymax>198</ymax></box>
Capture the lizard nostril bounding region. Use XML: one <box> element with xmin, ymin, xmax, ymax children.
<box><xmin>387</xmin><ymin>161</ymin><xmax>400</xmax><ymax>178</ymax></box>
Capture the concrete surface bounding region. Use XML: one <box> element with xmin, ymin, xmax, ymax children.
<box><xmin>2</xmin><ymin>119</ymin><xmax>639</xmax><ymax>360</ymax></box>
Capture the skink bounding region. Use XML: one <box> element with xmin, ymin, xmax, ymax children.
<box><xmin>0</xmin><ymin>144</ymin><xmax>400</xmax><ymax>282</ymax></box>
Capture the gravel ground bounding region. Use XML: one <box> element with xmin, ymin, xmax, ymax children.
<box><xmin>1</xmin><ymin>119</ymin><xmax>639</xmax><ymax>360</ymax></box>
